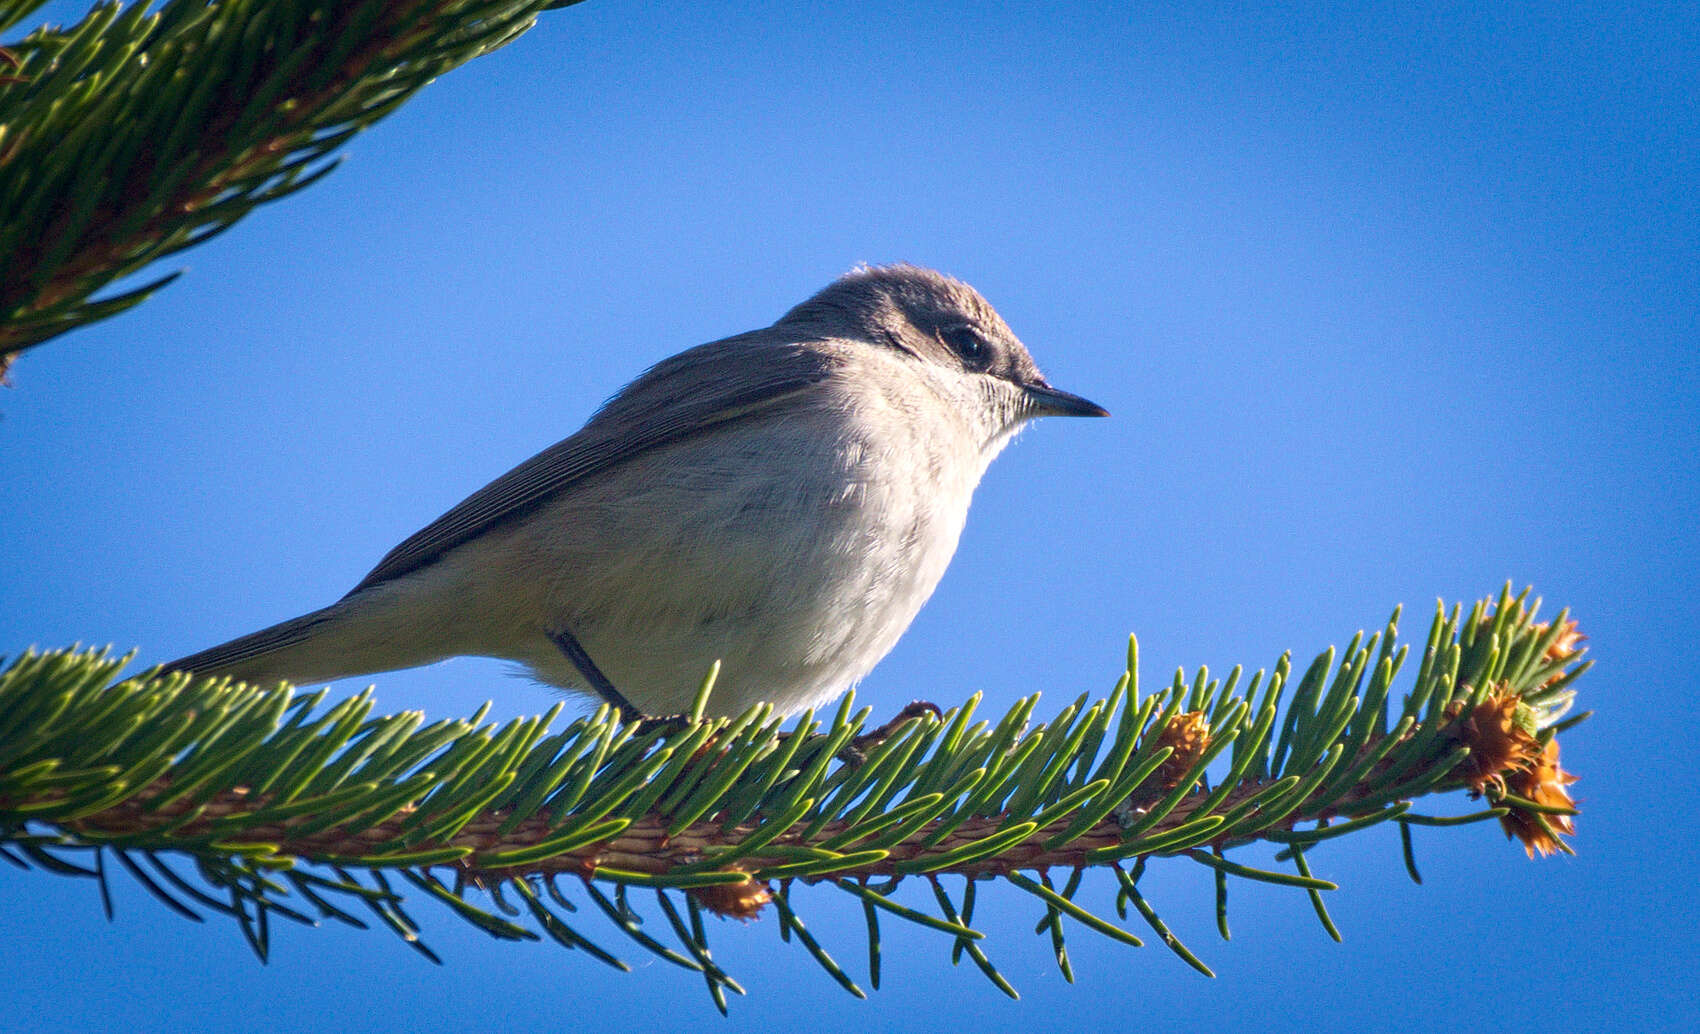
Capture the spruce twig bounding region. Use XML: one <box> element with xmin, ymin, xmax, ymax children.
<box><xmin>0</xmin><ymin>590</ymin><xmax>1589</xmax><ymax>1006</ymax></box>
<box><xmin>0</xmin><ymin>0</ymin><xmax>587</xmax><ymax>365</ymax></box>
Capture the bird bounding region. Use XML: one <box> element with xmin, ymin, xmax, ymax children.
<box><xmin>163</xmin><ymin>265</ymin><xmax>1106</xmax><ymax>720</ymax></box>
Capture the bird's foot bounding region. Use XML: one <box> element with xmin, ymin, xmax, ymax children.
<box><xmin>633</xmin><ymin>712</ymin><xmax>693</xmax><ymax>736</ymax></box>
<box><xmin>840</xmin><ymin>699</ymin><xmax>943</xmax><ymax>764</ymax></box>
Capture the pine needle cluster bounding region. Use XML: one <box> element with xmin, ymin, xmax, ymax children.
<box><xmin>0</xmin><ymin>588</ymin><xmax>1589</xmax><ymax>1008</ymax></box>
<box><xmin>0</xmin><ymin>0</ymin><xmax>583</xmax><ymax>366</ymax></box>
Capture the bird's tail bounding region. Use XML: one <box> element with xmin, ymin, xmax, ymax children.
<box><xmin>160</xmin><ymin>605</ymin><xmax>357</xmax><ymax>686</ymax></box>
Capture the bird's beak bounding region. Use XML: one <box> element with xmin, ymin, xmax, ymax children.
<box><xmin>1023</xmin><ymin>381</ymin><xmax>1109</xmax><ymax>418</ymax></box>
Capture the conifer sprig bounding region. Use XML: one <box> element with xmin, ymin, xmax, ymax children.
<box><xmin>0</xmin><ymin>587</ymin><xmax>1588</xmax><ymax>1008</ymax></box>
<box><xmin>0</xmin><ymin>0</ymin><xmax>584</xmax><ymax>364</ymax></box>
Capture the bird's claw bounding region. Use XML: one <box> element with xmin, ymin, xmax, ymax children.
<box><xmin>841</xmin><ymin>699</ymin><xmax>942</xmax><ymax>763</ymax></box>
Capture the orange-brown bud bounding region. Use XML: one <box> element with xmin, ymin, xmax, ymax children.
<box><xmin>1153</xmin><ymin>711</ymin><xmax>1212</xmax><ymax>790</ymax></box>
<box><xmin>689</xmin><ymin>874</ymin><xmax>772</xmax><ymax>920</ymax></box>
<box><xmin>1499</xmin><ymin>739</ymin><xmax>1579</xmax><ymax>858</ymax></box>
<box><xmin>1444</xmin><ymin>690</ymin><xmax>1543</xmax><ymax>795</ymax></box>
<box><xmin>1535</xmin><ymin>618</ymin><xmax>1586</xmax><ymax>663</ymax></box>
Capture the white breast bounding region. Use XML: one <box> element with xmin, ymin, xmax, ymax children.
<box><xmin>467</xmin><ymin>347</ymin><xmax>1015</xmax><ymax>716</ymax></box>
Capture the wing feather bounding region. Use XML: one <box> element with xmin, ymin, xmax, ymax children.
<box><xmin>344</xmin><ymin>334</ymin><xmax>840</xmax><ymax>595</ymax></box>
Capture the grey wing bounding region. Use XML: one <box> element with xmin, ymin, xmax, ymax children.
<box><xmin>344</xmin><ymin>334</ymin><xmax>841</xmax><ymax>595</ymax></box>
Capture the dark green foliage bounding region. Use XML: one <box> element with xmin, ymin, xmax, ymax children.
<box><xmin>0</xmin><ymin>588</ymin><xmax>1588</xmax><ymax>1006</ymax></box>
<box><xmin>0</xmin><ymin>0</ymin><xmax>585</xmax><ymax>362</ymax></box>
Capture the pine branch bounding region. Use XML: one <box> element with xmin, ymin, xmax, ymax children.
<box><xmin>0</xmin><ymin>0</ymin><xmax>586</xmax><ymax>369</ymax></box>
<box><xmin>0</xmin><ymin>588</ymin><xmax>1589</xmax><ymax>1008</ymax></box>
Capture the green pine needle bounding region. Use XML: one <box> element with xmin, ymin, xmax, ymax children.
<box><xmin>0</xmin><ymin>590</ymin><xmax>1589</xmax><ymax>1008</ymax></box>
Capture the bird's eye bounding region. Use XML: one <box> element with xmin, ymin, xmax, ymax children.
<box><xmin>939</xmin><ymin>324</ymin><xmax>992</xmax><ymax>368</ymax></box>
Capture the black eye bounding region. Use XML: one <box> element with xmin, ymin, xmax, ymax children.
<box><xmin>939</xmin><ymin>324</ymin><xmax>992</xmax><ymax>368</ymax></box>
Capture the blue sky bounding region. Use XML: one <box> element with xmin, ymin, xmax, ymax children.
<box><xmin>3</xmin><ymin>1</ymin><xmax>1696</xmax><ymax>1030</ymax></box>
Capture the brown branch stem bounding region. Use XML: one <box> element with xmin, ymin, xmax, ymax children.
<box><xmin>13</xmin><ymin>730</ymin><xmax>1466</xmax><ymax>886</ymax></box>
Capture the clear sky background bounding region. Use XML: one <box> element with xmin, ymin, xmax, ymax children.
<box><xmin>3</xmin><ymin>1</ymin><xmax>1696</xmax><ymax>1031</ymax></box>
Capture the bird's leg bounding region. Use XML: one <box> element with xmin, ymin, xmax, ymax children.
<box><xmin>547</xmin><ymin>627</ymin><xmax>687</xmax><ymax>733</ymax></box>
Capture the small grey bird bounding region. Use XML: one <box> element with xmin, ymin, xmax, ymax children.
<box><xmin>164</xmin><ymin>265</ymin><xmax>1105</xmax><ymax>719</ymax></box>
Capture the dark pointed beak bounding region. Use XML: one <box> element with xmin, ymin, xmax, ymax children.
<box><xmin>1023</xmin><ymin>381</ymin><xmax>1109</xmax><ymax>418</ymax></box>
